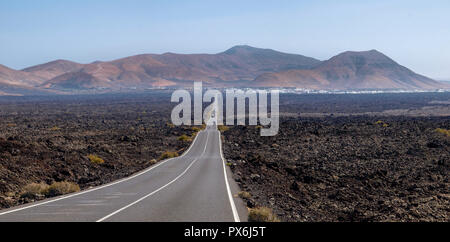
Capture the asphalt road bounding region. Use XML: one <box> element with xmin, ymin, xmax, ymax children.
<box><xmin>0</xmin><ymin>124</ymin><xmax>247</xmax><ymax>222</ymax></box>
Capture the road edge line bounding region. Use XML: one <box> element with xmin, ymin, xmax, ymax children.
<box><xmin>218</xmin><ymin>130</ymin><xmax>240</xmax><ymax>222</ymax></box>
<box><xmin>0</xmin><ymin>129</ymin><xmax>204</xmax><ymax>216</ymax></box>
<box><xmin>96</xmin><ymin>130</ymin><xmax>210</xmax><ymax>222</ymax></box>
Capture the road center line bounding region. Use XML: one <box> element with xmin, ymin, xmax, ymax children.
<box><xmin>217</xmin><ymin>128</ymin><xmax>240</xmax><ymax>222</ymax></box>
<box><xmin>96</xmin><ymin>130</ymin><xmax>210</xmax><ymax>222</ymax></box>
<box><xmin>0</xmin><ymin>130</ymin><xmax>203</xmax><ymax>217</ymax></box>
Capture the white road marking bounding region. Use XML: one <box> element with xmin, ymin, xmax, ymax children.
<box><xmin>0</xmin><ymin>131</ymin><xmax>203</xmax><ymax>216</ymax></box>
<box><xmin>1</xmin><ymin>127</ymin><xmax>240</xmax><ymax>222</ymax></box>
<box><xmin>76</xmin><ymin>204</ymin><xmax>106</xmax><ymax>206</ymax></box>
<box><xmin>96</xmin><ymin>131</ymin><xmax>210</xmax><ymax>222</ymax></box>
<box><xmin>208</xmin><ymin>94</ymin><xmax>239</xmax><ymax>221</ymax></box>
<box><xmin>217</xmin><ymin>128</ymin><xmax>240</xmax><ymax>222</ymax></box>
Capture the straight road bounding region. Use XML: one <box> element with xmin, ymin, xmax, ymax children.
<box><xmin>0</xmin><ymin>124</ymin><xmax>246</xmax><ymax>222</ymax></box>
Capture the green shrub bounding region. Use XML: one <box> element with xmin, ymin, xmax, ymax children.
<box><xmin>374</xmin><ymin>120</ymin><xmax>388</xmax><ymax>127</ymax></box>
<box><xmin>21</xmin><ymin>181</ymin><xmax>80</xmax><ymax>198</ymax></box>
<box><xmin>159</xmin><ymin>151</ymin><xmax>179</xmax><ymax>160</ymax></box>
<box><xmin>248</xmin><ymin>207</ymin><xmax>280</xmax><ymax>222</ymax></box>
<box><xmin>435</xmin><ymin>128</ymin><xmax>450</xmax><ymax>137</ymax></box>
<box><xmin>178</xmin><ymin>134</ymin><xmax>192</xmax><ymax>142</ymax></box>
<box><xmin>88</xmin><ymin>154</ymin><xmax>105</xmax><ymax>164</ymax></box>
<box><xmin>218</xmin><ymin>125</ymin><xmax>229</xmax><ymax>132</ymax></box>
<box><xmin>238</xmin><ymin>191</ymin><xmax>251</xmax><ymax>199</ymax></box>
<box><xmin>50</xmin><ymin>126</ymin><xmax>61</xmax><ymax>131</ymax></box>
<box><xmin>20</xmin><ymin>182</ymin><xmax>49</xmax><ymax>198</ymax></box>
<box><xmin>149</xmin><ymin>159</ymin><xmax>157</xmax><ymax>165</ymax></box>
<box><xmin>44</xmin><ymin>181</ymin><xmax>80</xmax><ymax>197</ymax></box>
<box><xmin>191</xmin><ymin>127</ymin><xmax>201</xmax><ymax>132</ymax></box>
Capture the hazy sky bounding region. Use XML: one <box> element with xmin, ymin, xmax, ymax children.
<box><xmin>1</xmin><ymin>0</ymin><xmax>449</xmax><ymax>79</ymax></box>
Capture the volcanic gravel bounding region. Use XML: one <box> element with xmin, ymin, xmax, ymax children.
<box><xmin>222</xmin><ymin>116</ymin><xmax>449</xmax><ymax>221</ymax></box>
<box><xmin>0</xmin><ymin>94</ymin><xmax>195</xmax><ymax>208</ymax></box>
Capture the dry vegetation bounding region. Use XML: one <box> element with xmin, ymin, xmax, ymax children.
<box><xmin>223</xmin><ymin>93</ymin><xmax>450</xmax><ymax>222</ymax></box>
<box><xmin>159</xmin><ymin>151</ymin><xmax>179</xmax><ymax>160</ymax></box>
<box><xmin>248</xmin><ymin>207</ymin><xmax>280</xmax><ymax>222</ymax></box>
<box><xmin>45</xmin><ymin>181</ymin><xmax>80</xmax><ymax>197</ymax></box>
<box><xmin>0</xmin><ymin>93</ymin><xmax>192</xmax><ymax>209</ymax></box>
<box><xmin>177</xmin><ymin>134</ymin><xmax>192</xmax><ymax>142</ymax></box>
<box><xmin>435</xmin><ymin>128</ymin><xmax>450</xmax><ymax>137</ymax></box>
<box><xmin>88</xmin><ymin>154</ymin><xmax>105</xmax><ymax>164</ymax></box>
<box><xmin>238</xmin><ymin>191</ymin><xmax>251</xmax><ymax>199</ymax></box>
<box><xmin>218</xmin><ymin>125</ymin><xmax>229</xmax><ymax>132</ymax></box>
<box><xmin>21</xmin><ymin>181</ymin><xmax>80</xmax><ymax>198</ymax></box>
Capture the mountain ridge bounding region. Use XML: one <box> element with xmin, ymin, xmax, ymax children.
<box><xmin>253</xmin><ymin>49</ymin><xmax>446</xmax><ymax>89</ymax></box>
<box><xmin>0</xmin><ymin>46</ymin><xmax>447</xmax><ymax>94</ymax></box>
<box><xmin>36</xmin><ymin>45</ymin><xmax>322</xmax><ymax>90</ymax></box>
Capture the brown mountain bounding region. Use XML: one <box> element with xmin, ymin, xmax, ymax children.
<box><xmin>0</xmin><ymin>64</ymin><xmax>43</xmax><ymax>87</ymax></box>
<box><xmin>0</xmin><ymin>65</ymin><xmax>52</xmax><ymax>95</ymax></box>
<box><xmin>1</xmin><ymin>46</ymin><xmax>446</xmax><ymax>94</ymax></box>
<box><xmin>253</xmin><ymin>50</ymin><xmax>446</xmax><ymax>89</ymax></box>
<box><xmin>22</xmin><ymin>60</ymin><xmax>84</xmax><ymax>80</ymax></box>
<box><xmin>40</xmin><ymin>45</ymin><xmax>321</xmax><ymax>89</ymax></box>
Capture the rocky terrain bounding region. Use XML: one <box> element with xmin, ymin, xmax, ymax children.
<box><xmin>0</xmin><ymin>91</ymin><xmax>448</xmax><ymax>222</ymax></box>
<box><xmin>222</xmin><ymin>93</ymin><xmax>450</xmax><ymax>221</ymax></box>
<box><xmin>0</xmin><ymin>93</ymin><xmax>197</xmax><ymax>208</ymax></box>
